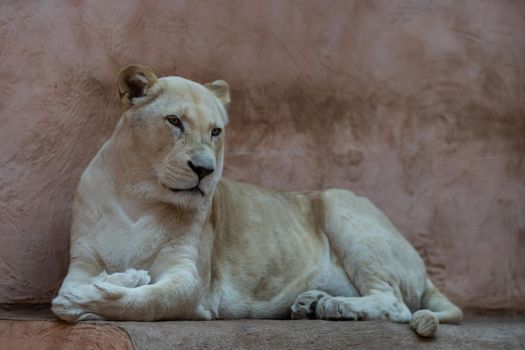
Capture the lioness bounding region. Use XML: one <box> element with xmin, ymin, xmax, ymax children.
<box><xmin>52</xmin><ymin>65</ymin><xmax>462</xmax><ymax>337</ymax></box>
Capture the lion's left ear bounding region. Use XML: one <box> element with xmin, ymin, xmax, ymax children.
<box><xmin>205</xmin><ymin>80</ymin><xmax>230</xmax><ymax>106</ymax></box>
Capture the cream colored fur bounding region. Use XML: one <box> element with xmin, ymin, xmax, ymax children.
<box><xmin>52</xmin><ymin>65</ymin><xmax>462</xmax><ymax>337</ymax></box>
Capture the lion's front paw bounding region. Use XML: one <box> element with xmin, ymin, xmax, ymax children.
<box><xmin>57</xmin><ymin>282</ymin><xmax>130</xmax><ymax>319</ymax></box>
<box><xmin>291</xmin><ymin>290</ymin><xmax>330</xmax><ymax>320</ymax></box>
<box><xmin>93</xmin><ymin>268</ymin><xmax>151</xmax><ymax>288</ymax></box>
<box><xmin>51</xmin><ymin>293</ymin><xmax>105</xmax><ymax>322</ymax></box>
<box><xmin>52</xmin><ymin>294</ymin><xmax>83</xmax><ymax>322</ymax></box>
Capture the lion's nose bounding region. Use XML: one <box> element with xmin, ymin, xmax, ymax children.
<box><xmin>188</xmin><ymin>161</ymin><xmax>214</xmax><ymax>180</ymax></box>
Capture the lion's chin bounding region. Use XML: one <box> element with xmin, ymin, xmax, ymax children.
<box><xmin>160</xmin><ymin>181</ymin><xmax>206</xmax><ymax>197</ymax></box>
<box><xmin>169</xmin><ymin>186</ymin><xmax>205</xmax><ymax>196</ymax></box>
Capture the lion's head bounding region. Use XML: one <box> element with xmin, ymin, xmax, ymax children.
<box><xmin>116</xmin><ymin>64</ymin><xmax>229</xmax><ymax>208</ymax></box>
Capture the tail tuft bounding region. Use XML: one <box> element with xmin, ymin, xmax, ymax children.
<box><xmin>410</xmin><ymin>309</ymin><xmax>439</xmax><ymax>337</ymax></box>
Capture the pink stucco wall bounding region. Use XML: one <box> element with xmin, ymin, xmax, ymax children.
<box><xmin>0</xmin><ymin>1</ymin><xmax>524</xmax><ymax>311</ymax></box>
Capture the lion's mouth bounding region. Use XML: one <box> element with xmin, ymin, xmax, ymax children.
<box><xmin>169</xmin><ymin>186</ymin><xmax>205</xmax><ymax>196</ymax></box>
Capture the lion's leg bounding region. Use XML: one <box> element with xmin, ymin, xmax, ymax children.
<box><xmin>60</xmin><ymin>271</ymin><xmax>206</xmax><ymax>321</ymax></box>
<box><xmin>52</xmin><ymin>252</ymin><xmax>151</xmax><ymax>322</ymax></box>
<box><xmin>52</xmin><ymin>255</ymin><xmax>106</xmax><ymax>322</ymax></box>
<box><xmin>54</xmin><ymin>269</ymin><xmax>151</xmax><ymax>322</ymax></box>
<box><xmin>291</xmin><ymin>289</ymin><xmax>411</xmax><ymax>322</ymax></box>
<box><xmin>291</xmin><ymin>290</ymin><xmax>332</xmax><ymax>319</ymax></box>
<box><xmin>316</xmin><ymin>290</ymin><xmax>412</xmax><ymax>322</ymax></box>
<box><xmin>57</xmin><ymin>245</ymin><xmax>207</xmax><ymax>321</ymax></box>
<box><xmin>318</xmin><ymin>192</ymin><xmax>426</xmax><ymax>321</ymax></box>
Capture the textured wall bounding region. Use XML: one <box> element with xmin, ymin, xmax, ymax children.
<box><xmin>0</xmin><ymin>0</ymin><xmax>524</xmax><ymax>311</ymax></box>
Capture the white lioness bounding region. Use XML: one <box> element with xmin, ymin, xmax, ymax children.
<box><xmin>52</xmin><ymin>65</ymin><xmax>462</xmax><ymax>337</ymax></box>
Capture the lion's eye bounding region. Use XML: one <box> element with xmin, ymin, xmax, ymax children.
<box><xmin>211</xmin><ymin>128</ymin><xmax>222</xmax><ymax>137</ymax></box>
<box><xmin>166</xmin><ymin>115</ymin><xmax>183</xmax><ymax>130</ymax></box>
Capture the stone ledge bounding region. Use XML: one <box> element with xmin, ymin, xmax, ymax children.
<box><xmin>1</xmin><ymin>307</ymin><xmax>524</xmax><ymax>350</ymax></box>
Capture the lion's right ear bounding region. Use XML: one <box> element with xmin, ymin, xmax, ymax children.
<box><xmin>117</xmin><ymin>64</ymin><xmax>158</xmax><ymax>105</ymax></box>
<box><xmin>205</xmin><ymin>80</ymin><xmax>230</xmax><ymax>106</ymax></box>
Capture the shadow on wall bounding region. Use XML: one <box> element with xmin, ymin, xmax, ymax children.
<box><xmin>0</xmin><ymin>0</ymin><xmax>524</xmax><ymax>311</ymax></box>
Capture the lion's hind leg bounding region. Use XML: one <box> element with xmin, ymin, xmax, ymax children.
<box><xmin>291</xmin><ymin>289</ymin><xmax>411</xmax><ymax>323</ymax></box>
<box><xmin>317</xmin><ymin>290</ymin><xmax>411</xmax><ymax>322</ymax></box>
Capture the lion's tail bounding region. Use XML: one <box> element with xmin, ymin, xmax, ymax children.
<box><xmin>410</xmin><ymin>278</ymin><xmax>463</xmax><ymax>337</ymax></box>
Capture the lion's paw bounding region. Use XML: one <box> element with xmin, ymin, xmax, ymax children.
<box><xmin>316</xmin><ymin>296</ymin><xmax>360</xmax><ymax>321</ymax></box>
<box><xmin>93</xmin><ymin>281</ymin><xmax>129</xmax><ymax>300</ymax></box>
<box><xmin>291</xmin><ymin>290</ymin><xmax>330</xmax><ymax>320</ymax></box>
<box><xmin>93</xmin><ymin>268</ymin><xmax>151</xmax><ymax>288</ymax></box>
<box><xmin>51</xmin><ymin>293</ymin><xmax>104</xmax><ymax>323</ymax></box>
<box><xmin>56</xmin><ymin>282</ymin><xmax>135</xmax><ymax>320</ymax></box>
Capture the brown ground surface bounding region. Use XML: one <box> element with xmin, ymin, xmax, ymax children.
<box><xmin>117</xmin><ymin>319</ymin><xmax>525</xmax><ymax>350</ymax></box>
<box><xmin>0</xmin><ymin>307</ymin><xmax>524</xmax><ymax>350</ymax></box>
<box><xmin>0</xmin><ymin>321</ymin><xmax>132</xmax><ymax>350</ymax></box>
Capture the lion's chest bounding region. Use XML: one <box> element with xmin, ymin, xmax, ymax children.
<box><xmin>92</xmin><ymin>213</ymin><xmax>167</xmax><ymax>273</ymax></box>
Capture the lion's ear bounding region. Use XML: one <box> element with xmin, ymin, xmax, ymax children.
<box><xmin>118</xmin><ymin>64</ymin><xmax>158</xmax><ymax>105</ymax></box>
<box><xmin>205</xmin><ymin>80</ymin><xmax>230</xmax><ymax>106</ymax></box>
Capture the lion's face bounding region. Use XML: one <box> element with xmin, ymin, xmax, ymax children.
<box><xmin>117</xmin><ymin>65</ymin><xmax>230</xmax><ymax>207</ymax></box>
